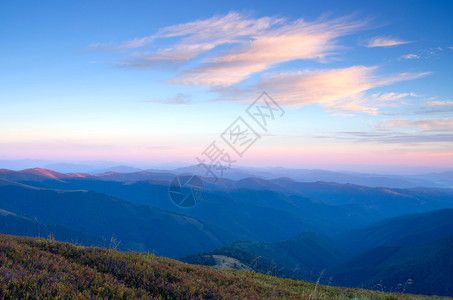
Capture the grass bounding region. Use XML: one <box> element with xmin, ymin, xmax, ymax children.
<box><xmin>0</xmin><ymin>234</ymin><xmax>449</xmax><ymax>299</ymax></box>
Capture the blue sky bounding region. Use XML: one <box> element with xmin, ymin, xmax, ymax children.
<box><xmin>1</xmin><ymin>0</ymin><xmax>453</xmax><ymax>170</ymax></box>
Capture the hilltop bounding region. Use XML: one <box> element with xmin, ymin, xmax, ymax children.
<box><xmin>0</xmin><ymin>234</ymin><xmax>447</xmax><ymax>299</ymax></box>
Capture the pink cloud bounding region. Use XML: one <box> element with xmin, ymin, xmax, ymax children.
<box><xmin>87</xmin><ymin>12</ymin><xmax>367</xmax><ymax>86</ymax></box>
<box><xmin>248</xmin><ymin>66</ymin><xmax>429</xmax><ymax>114</ymax></box>
<box><xmin>172</xmin><ymin>16</ymin><xmax>367</xmax><ymax>86</ymax></box>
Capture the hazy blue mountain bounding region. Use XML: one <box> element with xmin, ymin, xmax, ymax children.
<box><xmin>336</xmin><ymin>208</ymin><xmax>453</xmax><ymax>255</ymax></box>
<box><xmin>2</xmin><ymin>168</ymin><xmax>453</xmax><ymax>242</ymax></box>
<box><xmin>323</xmin><ymin>209</ymin><xmax>453</xmax><ymax>296</ymax></box>
<box><xmin>93</xmin><ymin>171</ymin><xmax>175</xmax><ymax>182</ymax></box>
<box><xmin>91</xmin><ymin>165</ymin><xmax>144</xmax><ymax>174</ymax></box>
<box><xmin>260</xmin><ymin>168</ymin><xmax>442</xmax><ymax>188</ymax></box>
<box><xmin>0</xmin><ymin>169</ymin><xmax>380</xmax><ymax>240</ymax></box>
<box><xmin>42</xmin><ymin>161</ymin><xmax>135</xmax><ymax>173</ymax></box>
<box><xmin>3</xmin><ymin>163</ymin><xmax>452</xmax><ymax>188</ymax></box>
<box><xmin>183</xmin><ymin>208</ymin><xmax>453</xmax><ymax>296</ymax></box>
<box><xmin>175</xmin><ymin>165</ymin><xmax>452</xmax><ymax>188</ymax></box>
<box><xmin>0</xmin><ymin>168</ymin><xmax>72</xmax><ymax>182</ymax></box>
<box><xmin>412</xmin><ymin>171</ymin><xmax>453</xmax><ymax>188</ymax></box>
<box><xmin>0</xmin><ymin>167</ymin><xmax>175</xmax><ymax>184</ymax></box>
<box><xmin>266</xmin><ymin>179</ymin><xmax>453</xmax><ymax>218</ymax></box>
<box><xmin>66</xmin><ymin>180</ymin><xmax>382</xmax><ymax>240</ymax></box>
<box><xmin>0</xmin><ymin>159</ymin><xmax>53</xmax><ymax>170</ymax></box>
<box><xmin>0</xmin><ymin>180</ymin><xmax>240</xmax><ymax>257</ymax></box>
<box><xmin>0</xmin><ymin>208</ymin><xmax>107</xmax><ymax>248</ymax></box>
<box><xmin>62</xmin><ymin>177</ymin><xmax>378</xmax><ymax>241</ymax></box>
<box><xmin>182</xmin><ymin>231</ymin><xmax>346</xmax><ymax>281</ymax></box>
<box><xmin>328</xmin><ymin>235</ymin><xmax>453</xmax><ymax>296</ymax></box>
<box><xmin>43</xmin><ymin>162</ymin><xmax>100</xmax><ymax>173</ymax></box>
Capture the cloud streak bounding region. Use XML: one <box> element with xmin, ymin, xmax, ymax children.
<box><xmin>86</xmin><ymin>12</ymin><xmax>282</xmax><ymax>64</ymax></box>
<box><xmin>377</xmin><ymin>118</ymin><xmax>453</xmax><ymax>132</ymax></box>
<box><xmin>316</xmin><ymin>131</ymin><xmax>453</xmax><ymax>144</ymax></box>
<box><xmin>371</xmin><ymin>92</ymin><xmax>419</xmax><ymax>102</ymax></box>
<box><xmin>366</xmin><ymin>36</ymin><xmax>411</xmax><ymax>47</ymax></box>
<box><xmin>418</xmin><ymin>100</ymin><xmax>453</xmax><ymax>114</ymax></box>
<box><xmin>400</xmin><ymin>54</ymin><xmax>420</xmax><ymax>59</ymax></box>
<box><xmin>144</xmin><ymin>93</ymin><xmax>192</xmax><ymax>105</ymax></box>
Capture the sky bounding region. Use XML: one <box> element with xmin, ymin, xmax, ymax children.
<box><xmin>1</xmin><ymin>0</ymin><xmax>453</xmax><ymax>171</ymax></box>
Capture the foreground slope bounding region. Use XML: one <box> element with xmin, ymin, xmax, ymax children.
<box><xmin>0</xmin><ymin>234</ymin><xmax>444</xmax><ymax>299</ymax></box>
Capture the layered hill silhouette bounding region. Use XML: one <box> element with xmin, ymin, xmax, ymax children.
<box><xmin>0</xmin><ymin>179</ymin><xmax>239</xmax><ymax>257</ymax></box>
<box><xmin>2</xmin><ymin>168</ymin><xmax>453</xmax><ymax>241</ymax></box>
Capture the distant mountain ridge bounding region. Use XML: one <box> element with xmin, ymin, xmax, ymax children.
<box><xmin>2</xmin><ymin>164</ymin><xmax>453</xmax><ymax>188</ymax></box>
<box><xmin>176</xmin><ymin>165</ymin><xmax>453</xmax><ymax>188</ymax></box>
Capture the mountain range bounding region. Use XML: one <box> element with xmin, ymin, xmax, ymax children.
<box><xmin>1</xmin><ymin>167</ymin><xmax>453</xmax><ymax>296</ymax></box>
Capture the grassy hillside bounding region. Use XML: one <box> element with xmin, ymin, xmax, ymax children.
<box><xmin>0</xmin><ymin>234</ymin><xmax>447</xmax><ymax>299</ymax></box>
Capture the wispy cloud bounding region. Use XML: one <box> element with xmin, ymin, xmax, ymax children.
<box><xmin>144</xmin><ymin>93</ymin><xmax>192</xmax><ymax>105</ymax></box>
<box><xmin>365</xmin><ymin>36</ymin><xmax>411</xmax><ymax>47</ymax></box>
<box><xmin>377</xmin><ymin>118</ymin><xmax>453</xmax><ymax>132</ymax></box>
<box><xmin>85</xmin><ymin>12</ymin><xmax>432</xmax><ymax>116</ymax></box>
<box><xmin>86</xmin><ymin>12</ymin><xmax>280</xmax><ymax>53</ymax></box>
<box><xmin>424</xmin><ymin>100</ymin><xmax>453</xmax><ymax>107</ymax></box>
<box><xmin>86</xmin><ymin>12</ymin><xmax>367</xmax><ymax>86</ymax></box>
<box><xmin>171</xmin><ymin>16</ymin><xmax>367</xmax><ymax>86</ymax></box>
<box><xmin>400</xmin><ymin>54</ymin><xmax>420</xmax><ymax>59</ymax></box>
<box><xmin>371</xmin><ymin>92</ymin><xmax>419</xmax><ymax>102</ymax></box>
<box><xmin>316</xmin><ymin>131</ymin><xmax>453</xmax><ymax>144</ymax></box>
<box><xmin>418</xmin><ymin>100</ymin><xmax>453</xmax><ymax>114</ymax></box>
<box><xmin>86</xmin><ymin>12</ymin><xmax>282</xmax><ymax>68</ymax></box>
